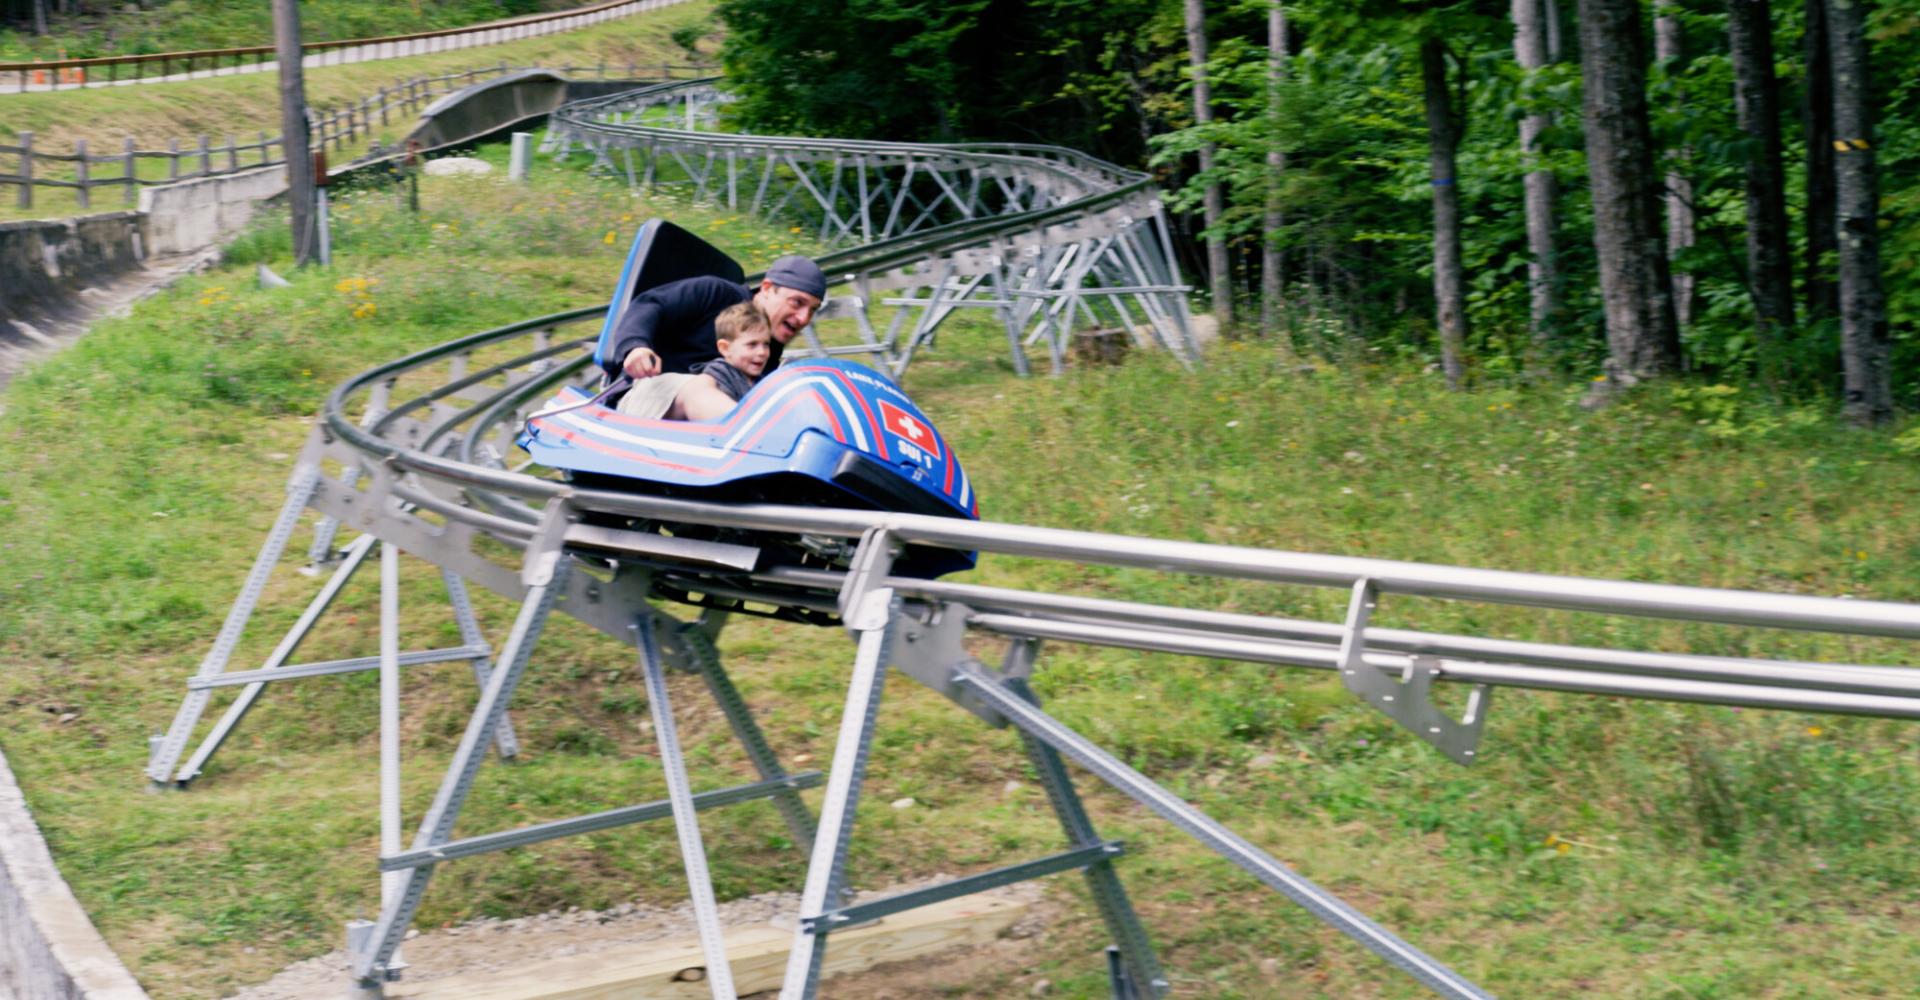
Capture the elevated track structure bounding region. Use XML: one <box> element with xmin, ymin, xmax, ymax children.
<box><xmin>145</xmin><ymin>80</ymin><xmax>1920</xmax><ymax>999</ymax></box>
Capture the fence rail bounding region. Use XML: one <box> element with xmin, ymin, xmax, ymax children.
<box><xmin>0</xmin><ymin>62</ymin><xmax>713</xmax><ymax>211</ymax></box>
<box><xmin>0</xmin><ymin>0</ymin><xmax>696</xmax><ymax>92</ymax></box>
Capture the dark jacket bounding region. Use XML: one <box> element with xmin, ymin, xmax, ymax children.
<box><xmin>602</xmin><ymin>276</ymin><xmax>787</xmax><ymax>382</ymax></box>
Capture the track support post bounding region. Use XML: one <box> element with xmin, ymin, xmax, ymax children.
<box><xmin>348</xmin><ymin>503</ymin><xmax>575</xmax><ymax>990</ymax></box>
<box><xmin>781</xmin><ymin>529</ymin><xmax>902</xmax><ymax>998</ymax></box>
<box><xmin>1002</xmin><ymin>657</ymin><xmax>1167</xmax><ymax>996</ymax></box>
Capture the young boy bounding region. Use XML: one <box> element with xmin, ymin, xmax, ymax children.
<box><xmin>615</xmin><ymin>301</ymin><xmax>773</xmax><ymax>421</ymax></box>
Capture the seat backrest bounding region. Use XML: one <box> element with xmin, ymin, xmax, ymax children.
<box><xmin>593</xmin><ymin>219</ymin><xmax>748</xmax><ymax>368</ymax></box>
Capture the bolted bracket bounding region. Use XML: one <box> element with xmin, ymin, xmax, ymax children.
<box><xmin>1336</xmin><ymin>579</ymin><xmax>1492</xmax><ymax>765</ymax></box>
<box><xmin>521</xmin><ymin>498</ymin><xmax>575</xmax><ymax>589</ymax></box>
<box><xmin>890</xmin><ymin>600</ymin><xmax>1002</xmax><ymax>725</ymax></box>
<box><xmin>837</xmin><ymin>526</ymin><xmax>900</xmax><ymax>631</ymax></box>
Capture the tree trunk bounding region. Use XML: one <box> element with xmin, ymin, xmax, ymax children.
<box><xmin>274</xmin><ymin>0</ymin><xmax>318</xmax><ymax>267</ymax></box>
<box><xmin>32</xmin><ymin>0</ymin><xmax>48</xmax><ymax>35</ymax></box>
<box><xmin>1728</xmin><ymin>0</ymin><xmax>1796</xmax><ymax>354</ymax></box>
<box><xmin>1654</xmin><ymin>5</ymin><xmax>1696</xmax><ymax>330</ymax></box>
<box><xmin>1826</xmin><ymin>0</ymin><xmax>1891</xmax><ymax>425</ymax></box>
<box><xmin>1183</xmin><ymin>0</ymin><xmax>1233</xmax><ymax>325</ymax></box>
<box><xmin>1802</xmin><ymin>0</ymin><xmax>1839</xmax><ymax>322</ymax></box>
<box><xmin>1423</xmin><ymin>39</ymin><xmax>1468</xmax><ymax>391</ymax></box>
<box><xmin>1512</xmin><ymin>0</ymin><xmax>1561</xmax><ymax>361</ymax></box>
<box><xmin>1261</xmin><ymin>1</ymin><xmax>1289</xmax><ymax>334</ymax></box>
<box><xmin>1579</xmin><ymin>0</ymin><xmax>1683</xmax><ymax>387</ymax></box>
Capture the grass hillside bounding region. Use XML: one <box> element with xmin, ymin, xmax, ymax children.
<box><xmin>2</xmin><ymin>144</ymin><xmax>1919</xmax><ymax>999</ymax></box>
<box><xmin>0</xmin><ymin>0</ymin><xmax>716</xmax><ymax>221</ymax></box>
<box><xmin>0</xmin><ymin>0</ymin><xmax>705</xmax><ymax>62</ymax></box>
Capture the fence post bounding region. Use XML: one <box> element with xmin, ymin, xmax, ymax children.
<box><xmin>227</xmin><ymin>135</ymin><xmax>239</xmax><ymax>173</ymax></box>
<box><xmin>378</xmin><ymin>86</ymin><xmax>388</xmax><ymax>126</ymax></box>
<box><xmin>167</xmin><ymin>137</ymin><xmax>179</xmax><ymax>181</ymax></box>
<box><xmin>197</xmin><ymin>134</ymin><xmax>211</xmax><ymax>177</ymax></box>
<box><xmin>16</xmin><ymin>132</ymin><xmax>30</xmax><ymax>209</ymax></box>
<box><xmin>259</xmin><ymin>130</ymin><xmax>270</xmax><ymax>166</ymax></box>
<box><xmin>123</xmin><ymin>136</ymin><xmax>136</xmax><ymax>205</ymax></box>
<box><xmin>75</xmin><ymin>138</ymin><xmax>89</xmax><ymax>210</ymax></box>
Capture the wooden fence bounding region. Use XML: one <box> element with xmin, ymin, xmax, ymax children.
<box><xmin>0</xmin><ymin>0</ymin><xmax>695</xmax><ymax>92</ymax></box>
<box><xmin>0</xmin><ymin>62</ymin><xmax>713</xmax><ymax>210</ymax></box>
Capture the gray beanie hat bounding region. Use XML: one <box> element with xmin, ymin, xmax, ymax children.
<box><xmin>763</xmin><ymin>256</ymin><xmax>827</xmax><ymax>300</ymax></box>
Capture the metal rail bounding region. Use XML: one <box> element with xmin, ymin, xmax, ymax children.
<box><xmin>148</xmin><ymin>81</ymin><xmax>1920</xmax><ymax>1000</ymax></box>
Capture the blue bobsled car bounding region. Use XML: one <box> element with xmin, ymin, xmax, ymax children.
<box><xmin>519</xmin><ymin>220</ymin><xmax>978</xmax><ymax>581</ymax></box>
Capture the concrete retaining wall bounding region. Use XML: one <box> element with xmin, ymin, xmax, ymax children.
<box><xmin>0</xmin><ymin>213</ymin><xmax>148</xmax><ymax>324</ymax></box>
<box><xmin>139</xmin><ymin>163</ymin><xmax>287</xmax><ymax>256</ymax></box>
<box><xmin>0</xmin><ymin>747</ymin><xmax>150</xmax><ymax>1000</ymax></box>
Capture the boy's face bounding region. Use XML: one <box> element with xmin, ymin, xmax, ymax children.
<box><xmin>718</xmin><ymin>326</ymin><xmax>773</xmax><ymax>377</ymax></box>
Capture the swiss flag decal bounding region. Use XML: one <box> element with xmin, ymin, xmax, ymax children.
<box><xmin>878</xmin><ymin>400</ymin><xmax>941</xmax><ymax>459</ymax></box>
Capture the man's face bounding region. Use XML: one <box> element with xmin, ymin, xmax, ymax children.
<box><xmin>754</xmin><ymin>281</ymin><xmax>821</xmax><ymax>344</ymax></box>
<box><xmin>718</xmin><ymin>325</ymin><xmax>773</xmax><ymax>377</ymax></box>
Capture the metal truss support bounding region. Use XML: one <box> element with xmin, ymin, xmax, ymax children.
<box><xmin>635</xmin><ymin>615</ymin><xmax>739</xmax><ymax>1000</ymax></box>
<box><xmin>677</xmin><ymin>620</ymin><xmax>818</xmax><ymax>853</ymax></box>
<box><xmin>350</xmin><ymin>542</ymin><xmax>572</xmax><ymax>987</ymax></box>
<box><xmin>147</xmin><ymin>463</ymin><xmax>323</xmax><ymax>785</ymax></box>
<box><xmin>443</xmin><ymin>569</ymin><xmax>520</xmax><ymax>760</ymax></box>
<box><xmin>152</xmin><ymin>521</ymin><xmax>516</xmax><ymax>788</ymax></box>
<box><xmin>550</xmin><ymin>83</ymin><xmax>1203</xmax><ymax>379</ymax></box>
<box><xmin>780</xmin><ymin>532</ymin><xmax>902</xmax><ymax>999</ymax></box>
<box><xmin>953</xmin><ymin>660</ymin><xmax>1496</xmax><ymax>1000</ymax></box>
<box><xmin>999</xmin><ymin>639</ymin><xmax>1166</xmax><ymax>997</ymax></box>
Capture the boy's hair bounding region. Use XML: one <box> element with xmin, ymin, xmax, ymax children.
<box><xmin>714</xmin><ymin>302</ymin><xmax>771</xmax><ymax>344</ymax></box>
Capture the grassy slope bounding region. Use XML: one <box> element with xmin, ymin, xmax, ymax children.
<box><xmin>0</xmin><ymin>0</ymin><xmax>715</xmax><ymax>221</ymax></box>
<box><xmin>0</xmin><ymin>0</ymin><xmax>600</xmax><ymax>61</ymax></box>
<box><xmin>2</xmin><ymin>147</ymin><xmax>1920</xmax><ymax>997</ymax></box>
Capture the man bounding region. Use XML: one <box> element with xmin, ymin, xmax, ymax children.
<box><xmin>601</xmin><ymin>255</ymin><xmax>826</xmax><ymax>400</ymax></box>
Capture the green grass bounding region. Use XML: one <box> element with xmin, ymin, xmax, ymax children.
<box><xmin>0</xmin><ymin>0</ymin><xmax>717</xmax><ymax>221</ymax></box>
<box><xmin>3</xmin><ymin>140</ymin><xmax>1920</xmax><ymax>999</ymax></box>
<box><xmin>0</xmin><ymin>0</ymin><xmax>713</xmax><ymax>62</ymax></box>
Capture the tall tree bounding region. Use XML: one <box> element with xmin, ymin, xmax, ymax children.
<box><xmin>1423</xmin><ymin>39</ymin><xmax>1468</xmax><ymax>389</ymax></box>
<box><xmin>32</xmin><ymin>0</ymin><xmax>47</xmax><ymax>35</ymax></box>
<box><xmin>1578</xmin><ymin>0</ymin><xmax>1683</xmax><ymax>388</ymax></box>
<box><xmin>1184</xmin><ymin>0</ymin><xmax>1234</xmax><ymax>324</ymax></box>
<box><xmin>1511</xmin><ymin>0</ymin><xmax>1561</xmax><ymax>359</ymax></box>
<box><xmin>1261</xmin><ymin>1</ymin><xmax>1290</xmax><ymax>334</ymax></box>
<box><xmin>1826</xmin><ymin>0</ymin><xmax>1891</xmax><ymax>424</ymax></box>
<box><xmin>1727</xmin><ymin>0</ymin><xmax>1796</xmax><ymax>353</ymax></box>
<box><xmin>1801</xmin><ymin>0</ymin><xmax>1840</xmax><ymax>322</ymax></box>
<box><xmin>1653</xmin><ymin>3</ymin><xmax>1696</xmax><ymax>330</ymax></box>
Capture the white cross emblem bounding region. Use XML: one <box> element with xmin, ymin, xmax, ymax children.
<box><xmin>897</xmin><ymin>415</ymin><xmax>925</xmax><ymax>441</ymax></box>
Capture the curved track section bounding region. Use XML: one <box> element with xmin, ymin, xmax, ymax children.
<box><xmin>144</xmin><ymin>83</ymin><xmax>1920</xmax><ymax>1000</ymax></box>
<box><xmin>549</xmin><ymin>79</ymin><xmax>1199</xmax><ymax>377</ymax></box>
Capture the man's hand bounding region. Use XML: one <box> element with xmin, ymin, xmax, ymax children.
<box><xmin>622</xmin><ymin>347</ymin><xmax>662</xmax><ymax>378</ymax></box>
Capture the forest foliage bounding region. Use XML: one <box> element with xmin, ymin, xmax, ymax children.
<box><xmin>714</xmin><ymin>0</ymin><xmax>1919</xmax><ymax>409</ymax></box>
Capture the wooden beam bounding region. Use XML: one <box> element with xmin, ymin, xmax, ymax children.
<box><xmin>388</xmin><ymin>893</ymin><xmax>1027</xmax><ymax>1000</ymax></box>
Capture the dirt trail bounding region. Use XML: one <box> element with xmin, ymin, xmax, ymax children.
<box><xmin>225</xmin><ymin>878</ymin><xmax>1058</xmax><ymax>1000</ymax></box>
